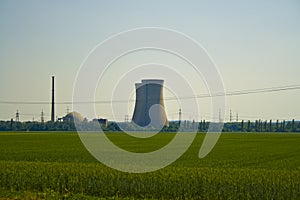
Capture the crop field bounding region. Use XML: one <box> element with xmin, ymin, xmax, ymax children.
<box><xmin>0</xmin><ymin>132</ymin><xmax>300</xmax><ymax>199</ymax></box>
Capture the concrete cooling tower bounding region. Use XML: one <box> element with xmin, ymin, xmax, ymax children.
<box><xmin>132</xmin><ymin>79</ymin><xmax>169</xmax><ymax>128</ymax></box>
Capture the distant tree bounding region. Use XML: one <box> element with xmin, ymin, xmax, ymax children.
<box><xmin>257</xmin><ymin>120</ymin><xmax>262</xmax><ymax>132</ymax></box>
<box><xmin>255</xmin><ymin>120</ymin><xmax>258</xmax><ymax>132</ymax></box>
<box><xmin>183</xmin><ymin>120</ymin><xmax>187</xmax><ymax>129</ymax></box>
<box><xmin>286</xmin><ymin>121</ymin><xmax>292</xmax><ymax>132</ymax></box>
<box><xmin>241</xmin><ymin>120</ymin><xmax>244</xmax><ymax>132</ymax></box>
<box><xmin>264</xmin><ymin>121</ymin><xmax>267</xmax><ymax>132</ymax></box>
<box><xmin>269</xmin><ymin>120</ymin><xmax>272</xmax><ymax>132</ymax></box>
<box><xmin>247</xmin><ymin>120</ymin><xmax>251</xmax><ymax>132</ymax></box>
<box><xmin>198</xmin><ymin>120</ymin><xmax>202</xmax><ymax>132</ymax></box>
<box><xmin>292</xmin><ymin>119</ymin><xmax>295</xmax><ymax>132</ymax></box>
<box><xmin>10</xmin><ymin>119</ymin><xmax>13</xmax><ymax>131</ymax></box>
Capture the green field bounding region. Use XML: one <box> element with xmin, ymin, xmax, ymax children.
<box><xmin>0</xmin><ymin>132</ymin><xmax>300</xmax><ymax>199</ymax></box>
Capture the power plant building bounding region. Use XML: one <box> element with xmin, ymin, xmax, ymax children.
<box><xmin>132</xmin><ymin>79</ymin><xmax>169</xmax><ymax>128</ymax></box>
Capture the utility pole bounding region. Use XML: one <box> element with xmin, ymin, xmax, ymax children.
<box><xmin>16</xmin><ymin>110</ymin><xmax>20</xmax><ymax>122</ymax></box>
<box><xmin>51</xmin><ymin>76</ymin><xmax>55</xmax><ymax>122</ymax></box>
<box><xmin>179</xmin><ymin>108</ymin><xmax>182</xmax><ymax>124</ymax></box>
<box><xmin>236</xmin><ymin>112</ymin><xmax>239</xmax><ymax>122</ymax></box>
<box><xmin>41</xmin><ymin>110</ymin><xmax>44</xmax><ymax>123</ymax></box>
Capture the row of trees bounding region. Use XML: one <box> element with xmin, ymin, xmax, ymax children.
<box><xmin>0</xmin><ymin>119</ymin><xmax>299</xmax><ymax>132</ymax></box>
<box><xmin>220</xmin><ymin>119</ymin><xmax>300</xmax><ymax>132</ymax></box>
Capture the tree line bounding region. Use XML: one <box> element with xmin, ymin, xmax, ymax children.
<box><xmin>0</xmin><ymin>119</ymin><xmax>299</xmax><ymax>132</ymax></box>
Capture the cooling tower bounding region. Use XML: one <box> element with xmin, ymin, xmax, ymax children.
<box><xmin>132</xmin><ymin>79</ymin><xmax>169</xmax><ymax>128</ymax></box>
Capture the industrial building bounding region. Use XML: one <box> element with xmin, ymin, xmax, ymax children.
<box><xmin>132</xmin><ymin>79</ymin><xmax>169</xmax><ymax>128</ymax></box>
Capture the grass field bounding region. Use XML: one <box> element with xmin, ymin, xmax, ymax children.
<box><xmin>0</xmin><ymin>132</ymin><xmax>300</xmax><ymax>199</ymax></box>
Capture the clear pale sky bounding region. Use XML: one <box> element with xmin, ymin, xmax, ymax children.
<box><xmin>0</xmin><ymin>0</ymin><xmax>300</xmax><ymax>122</ymax></box>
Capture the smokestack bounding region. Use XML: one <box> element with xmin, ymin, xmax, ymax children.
<box><xmin>51</xmin><ymin>76</ymin><xmax>55</xmax><ymax>122</ymax></box>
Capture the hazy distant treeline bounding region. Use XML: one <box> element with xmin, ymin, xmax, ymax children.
<box><xmin>0</xmin><ymin>119</ymin><xmax>299</xmax><ymax>132</ymax></box>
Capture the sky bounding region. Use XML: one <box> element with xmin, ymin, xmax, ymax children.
<box><xmin>0</xmin><ymin>0</ymin><xmax>300</xmax><ymax>122</ymax></box>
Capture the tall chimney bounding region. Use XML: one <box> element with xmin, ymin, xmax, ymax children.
<box><xmin>51</xmin><ymin>76</ymin><xmax>55</xmax><ymax>122</ymax></box>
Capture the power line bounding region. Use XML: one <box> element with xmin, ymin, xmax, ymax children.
<box><xmin>0</xmin><ymin>84</ymin><xmax>300</xmax><ymax>105</ymax></box>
